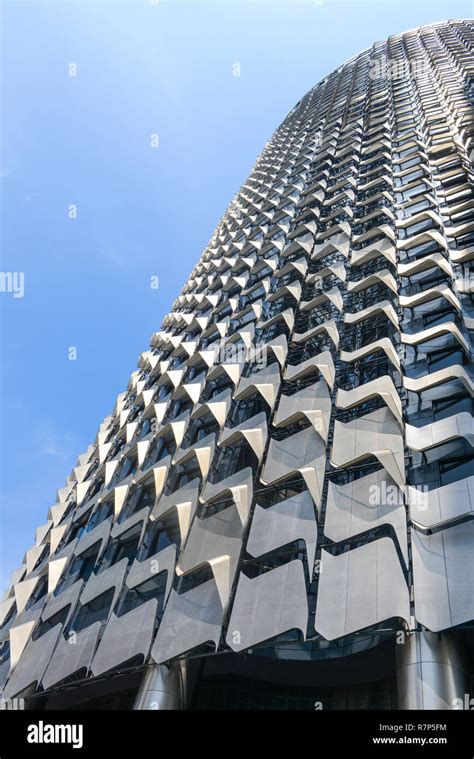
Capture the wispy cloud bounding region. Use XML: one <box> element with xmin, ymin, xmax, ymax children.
<box><xmin>36</xmin><ymin>424</ymin><xmax>79</xmax><ymax>460</ymax></box>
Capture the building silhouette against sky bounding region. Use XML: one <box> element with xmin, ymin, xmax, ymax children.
<box><xmin>1</xmin><ymin>19</ymin><xmax>473</xmax><ymax>710</ymax></box>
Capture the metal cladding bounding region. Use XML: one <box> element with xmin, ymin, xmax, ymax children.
<box><xmin>1</xmin><ymin>20</ymin><xmax>474</xmax><ymax>703</ymax></box>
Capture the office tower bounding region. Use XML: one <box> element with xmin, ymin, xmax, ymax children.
<box><xmin>1</xmin><ymin>19</ymin><xmax>473</xmax><ymax>711</ymax></box>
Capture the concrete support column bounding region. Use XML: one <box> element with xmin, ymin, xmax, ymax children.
<box><xmin>396</xmin><ymin>631</ymin><xmax>469</xmax><ymax>710</ymax></box>
<box><xmin>133</xmin><ymin>660</ymin><xmax>187</xmax><ymax>710</ymax></box>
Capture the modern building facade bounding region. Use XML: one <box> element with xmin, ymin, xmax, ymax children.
<box><xmin>1</xmin><ymin>19</ymin><xmax>474</xmax><ymax>711</ymax></box>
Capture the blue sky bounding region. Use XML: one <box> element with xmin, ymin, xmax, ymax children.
<box><xmin>0</xmin><ymin>0</ymin><xmax>470</xmax><ymax>593</ymax></box>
